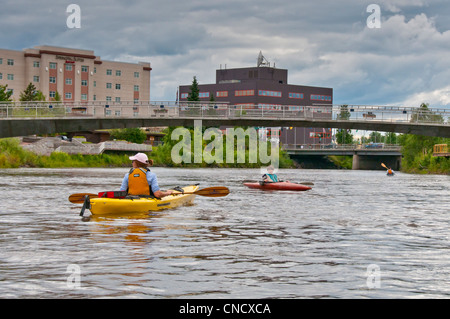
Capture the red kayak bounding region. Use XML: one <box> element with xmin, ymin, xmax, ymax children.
<box><xmin>243</xmin><ymin>181</ymin><xmax>312</xmax><ymax>191</ymax></box>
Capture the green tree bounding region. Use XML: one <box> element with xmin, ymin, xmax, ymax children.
<box><xmin>384</xmin><ymin>132</ymin><xmax>398</xmax><ymax>144</ymax></box>
<box><xmin>110</xmin><ymin>128</ymin><xmax>147</xmax><ymax>144</ymax></box>
<box><xmin>35</xmin><ymin>90</ymin><xmax>46</xmax><ymax>101</ymax></box>
<box><xmin>399</xmin><ymin>133</ymin><xmax>449</xmax><ymax>173</ymax></box>
<box><xmin>187</xmin><ymin>76</ymin><xmax>200</xmax><ymax>102</ymax></box>
<box><xmin>411</xmin><ymin>103</ymin><xmax>444</xmax><ymax>124</ymax></box>
<box><xmin>335</xmin><ymin>105</ymin><xmax>354</xmax><ymax>144</ymax></box>
<box><xmin>369</xmin><ymin>131</ymin><xmax>382</xmax><ymax>143</ymax></box>
<box><xmin>52</xmin><ymin>91</ymin><xmax>62</xmax><ymax>101</ymax></box>
<box><xmin>0</xmin><ymin>84</ymin><xmax>13</xmax><ymax>102</ymax></box>
<box><xmin>20</xmin><ymin>83</ymin><xmax>38</xmax><ymax>101</ymax></box>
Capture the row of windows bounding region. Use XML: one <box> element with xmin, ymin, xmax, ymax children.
<box><xmin>2</xmin><ymin>88</ymin><xmax>136</xmax><ymax>102</ymax></box>
<box><xmin>0</xmin><ymin>60</ymin><xmax>140</xmax><ymax>79</ymax></box>
<box><xmin>311</xmin><ymin>95</ymin><xmax>332</xmax><ymax>101</ymax></box>
<box><xmin>0</xmin><ymin>73</ymin><xmax>14</xmax><ymax>80</ymax></box>
<box><xmin>309</xmin><ymin>132</ymin><xmax>331</xmax><ymax>138</ymax></box>
<box><xmin>0</xmin><ymin>58</ymin><xmax>15</xmax><ymax>66</ymax></box>
<box><xmin>1</xmin><ymin>59</ymin><xmax>40</xmax><ymax>68</ymax></box>
<box><xmin>258</xmin><ymin>90</ymin><xmax>282</xmax><ymax>97</ymax></box>
<box><xmin>54</xmin><ymin>92</ymin><xmax>128</xmax><ymax>102</ymax></box>
<box><xmin>1</xmin><ymin>72</ymin><xmax>139</xmax><ymax>92</ymax></box>
<box><xmin>181</xmin><ymin>90</ymin><xmax>329</xmax><ymax>100</ymax></box>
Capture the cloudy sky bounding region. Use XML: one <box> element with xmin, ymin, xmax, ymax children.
<box><xmin>1</xmin><ymin>0</ymin><xmax>450</xmax><ymax>108</ymax></box>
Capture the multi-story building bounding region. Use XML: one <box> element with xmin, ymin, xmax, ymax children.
<box><xmin>0</xmin><ymin>45</ymin><xmax>151</xmax><ymax>103</ymax></box>
<box><xmin>178</xmin><ymin>54</ymin><xmax>333</xmax><ymax>146</ymax></box>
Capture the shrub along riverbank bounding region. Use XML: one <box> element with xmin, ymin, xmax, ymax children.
<box><xmin>398</xmin><ymin>135</ymin><xmax>449</xmax><ymax>174</ymax></box>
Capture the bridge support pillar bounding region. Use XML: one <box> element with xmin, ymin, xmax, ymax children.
<box><xmin>352</xmin><ymin>154</ymin><xmax>401</xmax><ymax>170</ymax></box>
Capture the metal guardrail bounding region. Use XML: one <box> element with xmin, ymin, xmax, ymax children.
<box><xmin>0</xmin><ymin>101</ymin><xmax>449</xmax><ymax>126</ymax></box>
<box><xmin>282</xmin><ymin>144</ymin><xmax>402</xmax><ymax>151</ymax></box>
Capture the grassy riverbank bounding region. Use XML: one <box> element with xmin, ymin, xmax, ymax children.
<box><xmin>0</xmin><ymin>138</ymin><xmax>131</xmax><ymax>168</ymax></box>
<box><xmin>0</xmin><ymin>137</ymin><xmax>295</xmax><ymax>169</ymax></box>
<box><xmin>1</xmin><ymin>135</ymin><xmax>448</xmax><ymax>174</ymax></box>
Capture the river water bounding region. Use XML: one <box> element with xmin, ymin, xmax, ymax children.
<box><xmin>0</xmin><ymin>167</ymin><xmax>448</xmax><ymax>299</ymax></box>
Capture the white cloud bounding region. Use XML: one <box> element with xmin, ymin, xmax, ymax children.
<box><xmin>401</xmin><ymin>85</ymin><xmax>450</xmax><ymax>107</ymax></box>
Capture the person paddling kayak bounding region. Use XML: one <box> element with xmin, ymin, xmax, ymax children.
<box><xmin>262</xmin><ymin>165</ymin><xmax>278</xmax><ymax>182</ymax></box>
<box><xmin>119</xmin><ymin>153</ymin><xmax>173</xmax><ymax>198</ymax></box>
<box><xmin>262</xmin><ymin>165</ymin><xmax>289</xmax><ymax>183</ymax></box>
<box><xmin>387</xmin><ymin>168</ymin><xmax>395</xmax><ymax>176</ymax></box>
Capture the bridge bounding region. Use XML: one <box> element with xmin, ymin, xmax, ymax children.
<box><xmin>283</xmin><ymin>144</ymin><xmax>402</xmax><ymax>170</ymax></box>
<box><xmin>1</xmin><ymin>101</ymin><xmax>449</xmax><ymax>138</ymax></box>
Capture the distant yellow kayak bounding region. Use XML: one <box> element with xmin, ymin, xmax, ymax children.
<box><xmin>89</xmin><ymin>185</ymin><xmax>199</xmax><ymax>215</ymax></box>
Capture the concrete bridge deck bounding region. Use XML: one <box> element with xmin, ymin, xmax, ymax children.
<box><xmin>1</xmin><ymin>102</ymin><xmax>449</xmax><ymax>138</ymax></box>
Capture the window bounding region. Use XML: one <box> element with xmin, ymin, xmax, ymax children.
<box><xmin>81</xmin><ymin>66</ymin><xmax>88</xmax><ymax>72</ymax></box>
<box><xmin>93</xmin><ymin>95</ymin><xmax>96</xmax><ymax>101</ymax></box>
<box><xmin>81</xmin><ymin>80</ymin><xmax>88</xmax><ymax>86</ymax></box>
<box><xmin>134</xmin><ymin>72</ymin><xmax>139</xmax><ymax>78</ymax></box>
<box><xmin>235</xmin><ymin>90</ymin><xmax>254</xmax><ymax>96</ymax></box>
<box><xmin>7</xmin><ymin>74</ymin><xmax>14</xmax><ymax>80</ymax></box>
<box><xmin>180</xmin><ymin>93</ymin><xmax>188</xmax><ymax>99</ymax></box>
<box><xmin>199</xmin><ymin>92</ymin><xmax>209</xmax><ymax>98</ymax></box>
<box><xmin>134</xmin><ymin>85</ymin><xmax>139</xmax><ymax>92</ymax></box>
<box><xmin>258</xmin><ymin>104</ymin><xmax>282</xmax><ymax>110</ymax></box>
<box><xmin>94</xmin><ymin>67</ymin><xmax>97</xmax><ymax>74</ymax></box>
<box><xmin>106</xmin><ymin>83</ymin><xmax>112</xmax><ymax>89</ymax></box>
<box><xmin>65</xmin><ymin>92</ymin><xmax>72</xmax><ymax>99</ymax></box>
<box><xmin>289</xmin><ymin>92</ymin><xmax>304</xmax><ymax>99</ymax></box>
<box><xmin>49</xmin><ymin>76</ymin><xmax>56</xmax><ymax>84</ymax></box>
<box><xmin>0</xmin><ymin>73</ymin><xmax>2</xmax><ymax>80</ymax></box>
<box><xmin>115</xmin><ymin>83</ymin><xmax>121</xmax><ymax>90</ymax></box>
<box><xmin>309</xmin><ymin>132</ymin><xmax>331</xmax><ymax>138</ymax></box>
<box><xmin>33</xmin><ymin>76</ymin><xmax>40</xmax><ymax>82</ymax></box>
<box><xmin>249</xmin><ymin>70</ymin><xmax>258</xmax><ymax>78</ymax></box>
<box><xmin>33</xmin><ymin>61</ymin><xmax>40</xmax><ymax>68</ymax></box>
<box><xmin>7</xmin><ymin>59</ymin><xmax>14</xmax><ymax>66</ymax></box>
<box><xmin>106</xmin><ymin>69</ymin><xmax>112</xmax><ymax>75</ymax></box>
<box><xmin>49</xmin><ymin>62</ymin><xmax>57</xmax><ymax>69</ymax></box>
<box><xmin>81</xmin><ymin>94</ymin><xmax>87</xmax><ymax>100</ymax></box>
<box><xmin>106</xmin><ymin>96</ymin><xmax>112</xmax><ymax>101</ymax></box>
<box><xmin>115</xmin><ymin>97</ymin><xmax>121</xmax><ymax>102</ymax></box>
<box><xmin>116</xmin><ymin>70</ymin><xmax>121</xmax><ymax>76</ymax></box>
<box><xmin>49</xmin><ymin>91</ymin><xmax>56</xmax><ymax>98</ymax></box>
<box><xmin>216</xmin><ymin>91</ymin><xmax>228</xmax><ymax>97</ymax></box>
<box><xmin>258</xmin><ymin>90</ymin><xmax>281</xmax><ymax>97</ymax></box>
<box><xmin>93</xmin><ymin>81</ymin><xmax>96</xmax><ymax>87</ymax></box>
<box><xmin>65</xmin><ymin>78</ymin><xmax>72</xmax><ymax>85</ymax></box>
<box><xmin>0</xmin><ymin>58</ymin><xmax>2</xmax><ymax>64</ymax></box>
<box><xmin>65</xmin><ymin>64</ymin><xmax>73</xmax><ymax>71</ymax></box>
<box><xmin>310</xmin><ymin>94</ymin><xmax>332</xmax><ymax>101</ymax></box>
<box><xmin>115</xmin><ymin>110</ymin><xmax>121</xmax><ymax>116</ymax></box>
<box><xmin>236</xmin><ymin>103</ymin><xmax>255</xmax><ymax>109</ymax></box>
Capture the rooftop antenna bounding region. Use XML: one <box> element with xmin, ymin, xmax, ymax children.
<box><xmin>257</xmin><ymin>51</ymin><xmax>270</xmax><ymax>67</ymax></box>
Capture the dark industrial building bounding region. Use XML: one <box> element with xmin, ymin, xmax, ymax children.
<box><xmin>178</xmin><ymin>53</ymin><xmax>333</xmax><ymax>146</ymax></box>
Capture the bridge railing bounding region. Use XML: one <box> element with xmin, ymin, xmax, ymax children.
<box><xmin>282</xmin><ymin>143</ymin><xmax>402</xmax><ymax>151</ymax></box>
<box><xmin>0</xmin><ymin>101</ymin><xmax>448</xmax><ymax>125</ymax></box>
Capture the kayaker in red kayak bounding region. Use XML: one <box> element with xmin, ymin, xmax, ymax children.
<box><xmin>119</xmin><ymin>153</ymin><xmax>173</xmax><ymax>198</ymax></box>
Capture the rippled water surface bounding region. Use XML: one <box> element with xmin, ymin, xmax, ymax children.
<box><xmin>0</xmin><ymin>168</ymin><xmax>448</xmax><ymax>298</ymax></box>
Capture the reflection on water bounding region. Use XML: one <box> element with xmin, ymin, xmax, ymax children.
<box><xmin>0</xmin><ymin>168</ymin><xmax>448</xmax><ymax>298</ymax></box>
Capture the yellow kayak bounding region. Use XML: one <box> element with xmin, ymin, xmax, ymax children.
<box><xmin>89</xmin><ymin>185</ymin><xmax>199</xmax><ymax>215</ymax></box>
